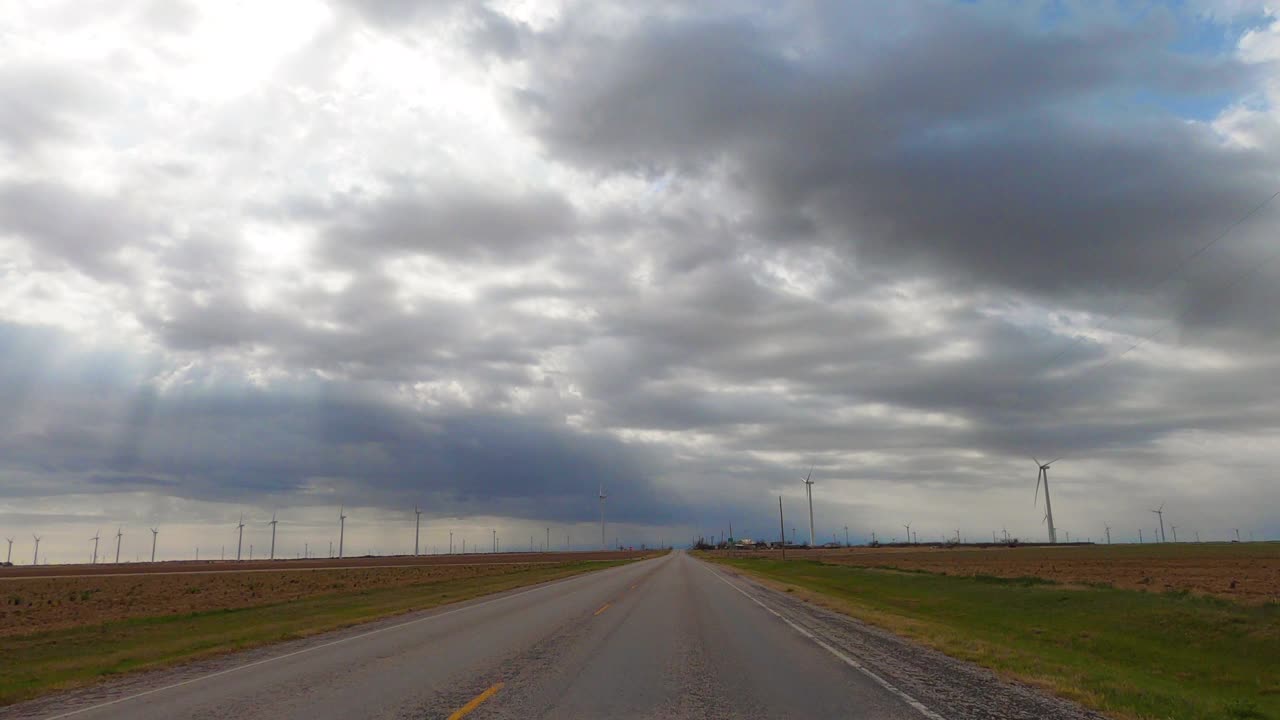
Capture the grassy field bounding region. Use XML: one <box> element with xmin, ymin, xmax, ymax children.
<box><xmin>0</xmin><ymin>559</ymin><xmax>630</xmax><ymax>707</ymax></box>
<box><xmin>708</xmin><ymin>555</ymin><xmax>1280</xmax><ymax>720</ymax></box>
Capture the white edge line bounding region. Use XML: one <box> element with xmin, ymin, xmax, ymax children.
<box><xmin>37</xmin><ymin>556</ymin><xmax>657</xmax><ymax>720</ymax></box>
<box><xmin>700</xmin><ymin>561</ymin><xmax>947</xmax><ymax>720</ymax></box>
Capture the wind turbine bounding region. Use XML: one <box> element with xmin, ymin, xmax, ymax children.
<box><xmin>802</xmin><ymin>468</ymin><xmax>816</xmax><ymax>547</ymax></box>
<box><xmin>4</xmin><ymin>537</ymin><xmax>11</xmax><ymax>564</ymax></box>
<box><xmin>32</xmin><ymin>534</ymin><xmax>41</xmax><ymax>565</ymax></box>
<box><xmin>903</xmin><ymin>522</ymin><xmax>912</xmax><ymax>546</ymax></box>
<box><xmin>114</xmin><ymin>527</ymin><xmax>123</xmax><ymax>564</ymax></box>
<box><xmin>338</xmin><ymin>507</ymin><xmax>347</xmax><ymax>558</ymax></box>
<box><xmin>236</xmin><ymin>515</ymin><xmax>245</xmax><ymax>561</ymax></box>
<box><xmin>1150</xmin><ymin>503</ymin><xmax>1166</xmax><ymax>543</ymax></box>
<box><xmin>1171</xmin><ymin>525</ymin><xmax>1178</xmax><ymax>543</ymax></box>
<box><xmin>268</xmin><ymin>513</ymin><xmax>278</xmax><ymax>560</ymax></box>
<box><xmin>1032</xmin><ymin>458</ymin><xmax>1060</xmax><ymax>543</ymax></box>
<box><xmin>91</xmin><ymin>530</ymin><xmax>101</xmax><ymax>564</ymax></box>
<box><xmin>844</xmin><ymin>525</ymin><xmax>850</xmax><ymax>547</ymax></box>
<box><xmin>414</xmin><ymin>506</ymin><xmax>422</xmax><ymax>556</ymax></box>
<box><xmin>1104</xmin><ymin>523</ymin><xmax>1111</xmax><ymax>545</ymax></box>
<box><xmin>1233</xmin><ymin>528</ymin><xmax>1241</xmax><ymax>542</ymax></box>
<box><xmin>598</xmin><ymin>485</ymin><xmax>607</xmax><ymax>550</ymax></box>
<box><xmin>150</xmin><ymin>528</ymin><xmax>159</xmax><ymax>562</ymax></box>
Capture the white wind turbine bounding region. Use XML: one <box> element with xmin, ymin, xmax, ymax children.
<box><xmin>90</xmin><ymin>529</ymin><xmax>101</xmax><ymax>564</ymax></box>
<box><xmin>32</xmin><ymin>534</ymin><xmax>41</xmax><ymax>565</ymax></box>
<box><xmin>150</xmin><ymin>527</ymin><xmax>159</xmax><ymax>562</ymax></box>
<box><xmin>598</xmin><ymin>485</ymin><xmax>607</xmax><ymax>550</ymax></box>
<box><xmin>1033</xmin><ymin>458</ymin><xmax>1060</xmax><ymax>543</ymax></box>
<box><xmin>1150</xmin><ymin>503</ymin><xmax>1166</xmax><ymax>543</ymax></box>
<box><xmin>802</xmin><ymin>468</ymin><xmax>816</xmax><ymax>547</ymax></box>
<box><xmin>114</xmin><ymin>527</ymin><xmax>123</xmax><ymax>564</ymax></box>
<box><xmin>338</xmin><ymin>507</ymin><xmax>346</xmax><ymax>559</ymax></box>
<box><xmin>236</xmin><ymin>515</ymin><xmax>245</xmax><ymax>561</ymax></box>
<box><xmin>414</xmin><ymin>506</ymin><xmax>422</xmax><ymax>556</ymax></box>
<box><xmin>268</xmin><ymin>513</ymin><xmax>278</xmax><ymax>560</ymax></box>
<box><xmin>4</xmin><ymin>537</ymin><xmax>12</xmax><ymax>565</ymax></box>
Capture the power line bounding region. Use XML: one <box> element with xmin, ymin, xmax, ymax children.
<box><xmin>1038</xmin><ymin>190</ymin><xmax>1279</xmax><ymax>372</ymax></box>
<box><xmin>1044</xmin><ymin>200</ymin><xmax>1280</xmax><ymax>397</ymax></box>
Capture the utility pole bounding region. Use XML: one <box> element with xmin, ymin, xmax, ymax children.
<box><xmin>778</xmin><ymin>496</ymin><xmax>786</xmax><ymax>561</ymax></box>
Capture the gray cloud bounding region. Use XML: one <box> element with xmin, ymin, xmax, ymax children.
<box><xmin>0</xmin><ymin>180</ymin><xmax>153</xmax><ymax>281</ymax></box>
<box><xmin>1</xmin><ymin>2</ymin><xmax>1278</xmax><ymax>554</ymax></box>
<box><xmin>508</xmin><ymin>4</ymin><xmax>1276</xmax><ymax>324</ymax></box>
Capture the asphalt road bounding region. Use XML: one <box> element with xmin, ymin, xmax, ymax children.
<box><xmin>6</xmin><ymin>551</ymin><xmax>1100</xmax><ymax>720</ymax></box>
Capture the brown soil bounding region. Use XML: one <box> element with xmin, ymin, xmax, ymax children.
<box><xmin>717</xmin><ymin>543</ymin><xmax>1280</xmax><ymax>603</ymax></box>
<box><xmin>0</xmin><ymin>551</ymin><xmax>650</xmax><ymax>637</ymax></box>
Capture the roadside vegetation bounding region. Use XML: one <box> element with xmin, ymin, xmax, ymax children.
<box><xmin>0</xmin><ymin>559</ymin><xmax>632</xmax><ymax>706</ymax></box>
<box><xmin>708</xmin><ymin>555</ymin><xmax>1279</xmax><ymax>720</ymax></box>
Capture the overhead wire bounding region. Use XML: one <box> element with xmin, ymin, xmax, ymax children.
<box><xmin>1035</xmin><ymin>190</ymin><xmax>1280</xmax><ymax>373</ymax></box>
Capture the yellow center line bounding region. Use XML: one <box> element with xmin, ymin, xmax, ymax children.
<box><xmin>447</xmin><ymin>682</ymin><xmax>504</xmax><ymax>720</ymax></box>
<box><xmin>593</xmin><ymin>602</ymin><xmax>611</xmax><ymax>616</ymax></box>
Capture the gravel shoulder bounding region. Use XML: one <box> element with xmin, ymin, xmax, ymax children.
<box><xmin>707</xmin><ymin>560</ymin><xmax>1107</xmax><ymax>720</ymax></box>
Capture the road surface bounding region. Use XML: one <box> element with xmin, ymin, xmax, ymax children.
<box><xmin>4</xmin><ymin>551</ymin><xmax>1099</xmax><ymax>720</ymax></box>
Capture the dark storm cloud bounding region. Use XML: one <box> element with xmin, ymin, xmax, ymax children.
<box><xmin>508</xmin><ymin>4</ymin><xmax>1276</xmax><ymax>320</ymax></box>
<box><xmin>0</xmin><ymin>321</ymin><xmax>692</xmax><ymax>525</ymax></box>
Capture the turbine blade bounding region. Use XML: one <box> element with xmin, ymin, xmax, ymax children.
<box><xmin>1045</xmin><ymin>457</ymin><xmax>1061</xmax><ymax>466</ymax></box>
<box><xmin>1032</xmin><ymin>457</ymin><xmax>1041</xmax><ymax>466</ymax></box>
<box><xmin>1034</xmin><ymin>469</ymin><xmax>1042</xmax><ymax>506</ymax></box>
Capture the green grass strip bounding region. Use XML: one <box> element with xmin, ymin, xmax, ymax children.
<box><xmin>709</xmin><ymin>556</ymin><xmax>1280</xmax><ymax>720</ymax></box>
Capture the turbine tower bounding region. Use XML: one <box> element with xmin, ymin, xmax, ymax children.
<box><xmin>338</xmin><ymin>507</ymin><xmax>346</xmax><ymax>559</ymax></box>
<box><xmin>4</xmin><ymin>537</ymin><xmax>12</xmax><ymax>565</ymax></box>
<box><xmin>268</xmin><ymin>513</ymin><xmax>278</xmax><ymax>560</ymax></box>
<box><xmin>150</xmin><ymin>527</ymin><xmax>159</xmax><ymax>562</ymax></box>
<box><xmin>1150</xmin><ymin>503</ymin><xmax>1166</xmax><ymax>543</ymax></box>
<box><xmin>1104</xmin><ymin>523</ymin><xmax>1111</xmax><ymax>545</ymax></box>
<box><xmin>91</xmin><ymin>530</ymin><xmax>100</xmax><ymax>564</ymax></box>
<box><xmin>1033</xmin><ymin>458</ymin><xmax>1060</xmax><ymax>543</ymax></box>
<box><xmin>598</xmin><ymin>485</ymin><xmax>607</xmax><ymax>550</ymax></box>
<box><xmin>236</xmin><ymin>515</ymin><xmax>245</xmax><ymax>561</ymax></box>
<box><xmin>414</xmin><ymin>506</ymin><xmax>422</xmax><ymax>556</ymax></box>
<box><xmin>903</xmin><ymin>522</ymin><xmax>912</xmax><ymax>546</ymax></box>
<box><xmin>802</xmin><ymin>468</ymin><xmax>816</xmax><ymax>547</ymax></box>
<box><xmin>114</xmin><ymin>527</ymin><xmax>123</xmax><ymax>564</ymax></box>
<box><xmin>32</xmin><ymin>534</ymin><xmax>41</xmax><ymax>565</ymax></box>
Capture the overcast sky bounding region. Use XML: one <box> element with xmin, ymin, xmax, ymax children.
<box><xmin>2</xmin><ymin>0</ymin><xmax>1279</xmax><ymax>563</ymax></box>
